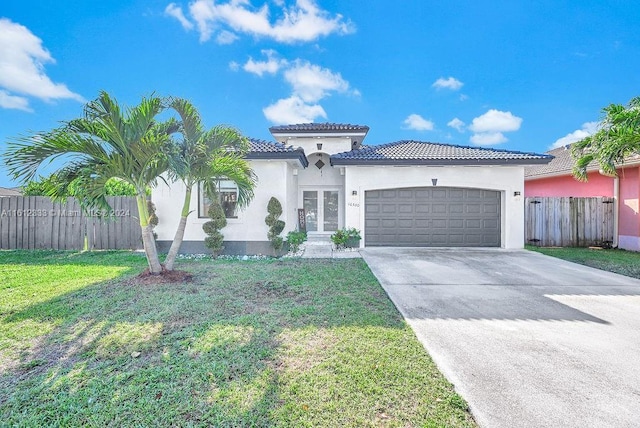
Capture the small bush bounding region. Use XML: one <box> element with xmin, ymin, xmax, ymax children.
<box><xmin>286</xmin><ymin>230</ymin><xmax>307</xmax><ymax>252</ymax></box>
<box><xmin>331</xmin><ymin>227</ymin><xmax>361</xmax><ymax>249</ymax></box>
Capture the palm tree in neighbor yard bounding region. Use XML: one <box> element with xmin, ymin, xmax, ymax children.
<box><xmin>3</xmin><ymin>91</ymin><xmax>175</xmax><ymax>274</ymax></box>
<box><xmin>163</xmin><ymin>97</ymin><xmax>256</xmax><ymax>270</ymax></box>
<box><xmin>572</xmin><ymin>96</ymin><xmax>640</xmax><ymax>179</ymax></box>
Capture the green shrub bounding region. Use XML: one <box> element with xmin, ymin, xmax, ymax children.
<box><xmin>203</xmin><ymin>198</ymin><xmax>226</xmax><ymax>256</ymax></box>
<box><xmin>330</xmin><ymin>227</ymin><xmax>361</xmax><ymax>249</ymax></box>
<box><xmin>23</xmin><ymin>176</ymin><xmax>137</xmax><ymax>196</ymax></box>
<box><xmin>286</xmin><ymin>230</ymin><xmax>307</xmax><ymax>252</ymax></box>
<box><xmin>265</xmin><ymin>197</ymin><xmax>285</xmax><ymax>251</ymax></box>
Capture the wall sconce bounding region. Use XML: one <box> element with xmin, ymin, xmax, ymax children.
<box><xmin>317</xmin><ymin>143</ymin><xmax>323</xmax><ymax>150</ymax></box>
<box><xmin>431</xmin><ymin>178</ymin><xmax>438</xmax><ymax>186</ymax></box>
<box><xmin>352</xmin><ymin>190</ymin><xmax>358</xmax><ymax>196</ymax></box>
<box><xmin>514</xmin><ymin>191</ymin><xmax>521</xmax><ymax>196</ymax></box>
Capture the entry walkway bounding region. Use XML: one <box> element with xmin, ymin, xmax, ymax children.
<box><xmin>301</xmin><ymin>235</ymin><xmax>360</xmax><ymax>259</ymax></box>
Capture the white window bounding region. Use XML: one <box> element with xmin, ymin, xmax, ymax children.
<box><xmin>198</xmin><ymin>180</ymin><xmax>238</xmax><ymax>219</ymax></box>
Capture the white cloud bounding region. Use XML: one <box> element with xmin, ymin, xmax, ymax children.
<box><xmin>0</xmin><ymin>18</ymin><xmax>84</xmax><ymax>111</ymax></box>
<box><xmin>0</xmin><ymin>89</ymin><xmax>31</xmax><ymax>112</ymax></box>
<box><xmin>216</xmin><ymin>30</ymin><xmax>239</xmax><ymax>44</ymax></box>
<box><xmin>468</xmin><ymin>109</ymin><xmax>522</xmax><ymax>145</ymax></box>
<box><xmin>284</xmin><ymin>60</ymin><xmax>351</xmax><ymax>102</ymax></box>
<box><xmin>263</xmin><ymin>95</ymin><xmax>326</xmax><ymax>124</ymax></box>
<box><xmin>470</xmin><ymin>132</ymin><xmax>507</xmax><ymax>145</ymax></box>
<box><xmin>403</xmin><ymin>114</ymin><xmax>434</xmax><ymax>131</ymax></box>
<box><xmin>165</xmin><ymin>3</ymin><xmax>194</xmax><ymax>30</ymax></box>
<box><xmin>550</xmin><ymin>121</ymin><xmax>599</xmax><ymax>149</ymax></box>
<box><xmin>432</xmin><ymin>76</ymin><xmax>463</xmax><ymax>91</ymax></box>
<box><xmin>469</xmin><ymin>109</ymin><xmax>523</xmax><ymax>133</ymax></box>
<box><xmin>239</xmin><ymin>50</ymin><xmax>355</xmax><ymax>124</ymax></box>
<box><xmin>168</xmin><ymin>0</ymin><xmax>355</xmax><ymax>44</ymax></box>
<box><xmin>447</xmin><ymin>117</ymin><xmax>465</xmax><ymax>132</ymax></box>
<box><xmin>243</xmin><ymin>50</ymin><xmax>286</xmax><ymax>76</ymax></box>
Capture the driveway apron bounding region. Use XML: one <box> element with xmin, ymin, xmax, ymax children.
<box><xmin>361</xmin><ymin>248</ymin><xmax>640</xmax><ymax>428</ymax></box>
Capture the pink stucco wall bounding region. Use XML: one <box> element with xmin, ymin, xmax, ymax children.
<box><xmin>524</xmin><ymin>171</ymin><xmax>614</xmax><ymax>197</ymax></box>
<box><xmin>618</xmin><ymin>167</ymin><xmax>639</xmax><ymax>237</ymax></box>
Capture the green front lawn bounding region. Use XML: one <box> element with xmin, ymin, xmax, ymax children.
<box><xmin>527</xmin><ymin>245</ymin><xmax>640</xmax><ymax>279</ymax></box>
<box><xmin>0</xmin><ymin>251</ymin><xmax>475</xmax><ymax>427</ymax></box>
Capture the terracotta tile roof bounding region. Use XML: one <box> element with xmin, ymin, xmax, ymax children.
<box><xmin>331</xmin><ymin>140</ymin><xmax>552</xmax><ymax>166</ymax></box>
<box><xmin>524</xmin><ymin>144</ymin><xmax>640</xmax><ymax>178</ymax></box>
<box><xmin>269</xmin><ymin>123</ymin><xmax>370</xmax><ymax>133</ymax></box>
<box><xmin>247</xmin><ymin>138</ymin><xmax>309</xmax><ymax>167</ymax></box>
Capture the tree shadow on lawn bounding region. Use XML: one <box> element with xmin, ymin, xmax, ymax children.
<box><xmin>1</xmin><ymin>258</ymin><xmax>442</xmax><ymax>427</ymax></box>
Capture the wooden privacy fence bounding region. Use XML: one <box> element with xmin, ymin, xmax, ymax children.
<box><xmin>0</xmin><ymin>196</ymin><xmax>142</xmax><ymax>250</ymax></box>
<box><xmin>525</xmin><ymin>197</ymin><xmax>614</xmax><ymax>247</ymax></box>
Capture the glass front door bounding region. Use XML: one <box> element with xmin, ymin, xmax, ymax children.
<box><xmin>303</xmin><ymin>190</ymin><xmax>339</xmax><ymax>233</ymax></box>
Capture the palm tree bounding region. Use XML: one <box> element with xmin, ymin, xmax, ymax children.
<box><xmin>572</xmin><ymin>96</ymin><xmax>640</xmax><ymax>179</ymax></box>
<box><xmin>3</xmin><ymin>91</ymin><xmax>175</xmax><ymax>274</ymax></box>
<box><xmin>163</xmin><ymin>97</ymin><xmax>256</xmax><ymax>270</ymax></box>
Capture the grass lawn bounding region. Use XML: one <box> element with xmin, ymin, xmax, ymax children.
<box><xmin>527</xmin><ymin>245</ymin><xmax>640</xmax><ymax>279</ymax></box>
<box><xmin>0</xmin><ymin>251</ymin><xmax>475</xmax><ymax>427</ymax></box>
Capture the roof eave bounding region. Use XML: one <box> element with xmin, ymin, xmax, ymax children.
<box><xmin>246</xmin><ymin>151</ymin><xmax>309</xmax><ymax>168</ymax></box>
<box><xmin>331</xmin><ymin>158</ymin><xmax>553</xmax><ymax>167</ymax></box>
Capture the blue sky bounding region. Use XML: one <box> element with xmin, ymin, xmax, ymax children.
<box><xmin>1</xmin><ymin>0</ymin><xmax>639</xmax><ymax>187</ymax></box>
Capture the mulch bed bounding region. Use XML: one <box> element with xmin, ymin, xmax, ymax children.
<box><xmin>134</xmin><ymin>268</ymin><xmax>194</xmax><ymax>285</ymax></box>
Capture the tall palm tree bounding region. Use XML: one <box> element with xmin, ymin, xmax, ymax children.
<box><xmin>3</xmin><ymin>91</ymin><xmax>175</xmax><ymax>274</ymax></box>
<box><xmin>572</xmin><ymin>96</ymin><xmax>640</xmax><ymax>179</ymax></box>
<box><xmin>163</xmin><ymin>97</ymin><xmax>256</xmax><ymax>270</ymax></box>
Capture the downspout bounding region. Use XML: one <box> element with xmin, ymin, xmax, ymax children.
<box><xmin>613</xmin><ymin>176</ymin><xmax>619</xmax><ymax>248</ymax></box>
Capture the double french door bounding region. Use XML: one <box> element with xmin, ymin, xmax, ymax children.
<box><xmin>303</xmin><ymin>190</ymin><xmax>340</xmax><ymax>233</ymax></box>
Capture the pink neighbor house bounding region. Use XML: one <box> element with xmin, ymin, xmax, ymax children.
<box><xmin>525</xmin><ymin>145</ymin><xmax>640</xmax><ymax>251</ymax></box>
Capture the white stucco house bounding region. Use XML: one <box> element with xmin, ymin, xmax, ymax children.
<box><xmin>153</xmin><ymin>123</ymin><xmax>552</xmax><ymax>254</ymax></box>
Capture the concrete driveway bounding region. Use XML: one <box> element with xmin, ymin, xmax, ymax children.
<box><xmin>361</xmin><ymin>248</ymin><xmax>640</xmax><ymax>428</ymax></box>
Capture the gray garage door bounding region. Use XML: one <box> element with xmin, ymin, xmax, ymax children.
<box><xmin>365</xmin><ymin>187</ymin><xmax>501</xmax><ymax>247</ymax></box>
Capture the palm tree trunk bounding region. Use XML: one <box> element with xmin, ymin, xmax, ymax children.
<box><xmin>136</xmin><ymin>195</ymin><xmax>163</xmax><ymax>274</ymax></box>
<box><xmin>163</xmin><ymin>184</ymin><xmax>192</xmax><ymax>271</ymax></box>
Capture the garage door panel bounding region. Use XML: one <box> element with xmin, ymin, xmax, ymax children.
<box><xmin>466</xmin><ymin>219</ymin><xmax>482</xmax><ymax>229</ymax></box>
<box><xmin>449</xmin><ymin>219</ymin><xmax>464</xmax><ymax>228</ymax></box>
<box><xmin>365</xmin><ymin>187</ymin><xmax>500</xmax><ymax>247</ymax></box>
<box><xmin>397</xmin><ymin>219</ymin><xmax>413</xmax><ymax>228</ymax></box>
<box><xmin>381</xmin><ymin>219</ymin><xmax>397</xmax><ymax>228</ymax></box>
<box><xmin>366</xmin><ymin>204</ymin><xmax>380</xmax><ymax>214</ymax></box>
<box><xmin>415</xmin><ymin>203</ymin><xmax>430</xmax><ymax>213</ymax></box>
<box><xmin>450</xmin><ymin>204</ymin><xmax>464</xmax><ymax>213</ymax></box>
<box><xmin>466</xmin><ymin>204</ymin><xmax>481</xmax><ymax>214</ymax></box>
<box><xmin>431</xmin><ymin>219</ymin><xmax>447</xmax><ymax>228</ymax></box>
<box><xmin>432</xmin><ymin>204</ymin><xmax>447</xmax><ymax>214</ymax></box>
<box><xmin>415</xmin><ymin>219</ymin><xmax>429</xmax><ymax>228</ymax></box>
